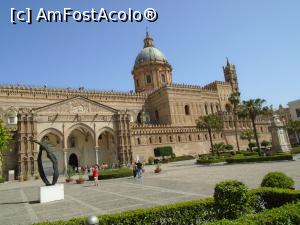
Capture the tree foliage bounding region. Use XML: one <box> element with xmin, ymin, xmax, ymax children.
<box><xmin>238</xmin><ymin>99</ymin><xmax>271</xmax><ymax>154</ymax></box>
<box><xmin>0</xmin><ymin>120</ymin><xmax>12</xmax><ymax>175</ymax></box>
<box><xmin>228</xmin><ymin>92</ymin><xmax>241</xmax><ymax>152</ymax></box>
<box><xmin>196</xmin><ymin>114</ymin><xmax>223</xmax><ymax>155</ymax></box>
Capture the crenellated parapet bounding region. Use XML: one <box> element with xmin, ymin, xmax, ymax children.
<box><xmin>0</xmin><ymin>84</ymin><xmax>148</xmax><ymax>102</ymax></box>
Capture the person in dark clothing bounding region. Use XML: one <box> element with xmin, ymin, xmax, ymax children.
<box><xmin>136</xmin><ymin>161</ymin><xmax>143</xmax><ymax>178</ymax></box>
<box><xmin>132</xmin><ymin>162</ymin><xmax>137</xmax><ymax>178</ymax></box>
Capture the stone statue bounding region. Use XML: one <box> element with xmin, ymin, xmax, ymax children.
<box><xmin>270</xmin><ymin>115</ymin><xmax>292</xmax><ymax>152</ymax></box>
<box><xmin>31</xmin><ymin>140</ymin><xmax>59</xmax><ymax>186</ymax></box>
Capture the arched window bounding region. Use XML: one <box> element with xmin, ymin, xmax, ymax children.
<box><xmin>188</xmin><ymin>135</ymin><xmax>192</xmax><ymax>141</ymax></box>
<box><xmin>155</xmin><ymin>110</ymin><xmax>159</xmax><ymax>122</ymax></box>
<box><xmin>159</xmin><ymin>137</ymin><xmax>162</xmax><ymax>143</ymax></box>
<box><xmin>137</xmin><ymin>138</ymin><xmax>141</xmax><ymax>145</ymax></box>
<box><xmin>169</xmin><ymin>136</ymin><xmax>173</xmax><ymax>142</ymax></box>
<box><xmin>149</xmin><ymin>137</ymin><xmax>152</xmax><ymax>144</ymax></box>
<box><xmin>185</xmin><ymin>105</ymin><xmax>190</xmax><ymax>115</ymax></box>
<box><xmin>146</xmin><ymin>75</ymin><xmax>151</xmax><ymax>84</ymax></box>
<box><xmin>197</xmin><ymin>135</ymin><xmax>201</xmax><ymax>140</ymax></box>
<box><xmin>205</xmin><ymin>134</ymin><xmax>208</xmax><ymax>140</ymax></box>
<box><xmin>205</xmin><ymin>105</ymin><xmax>208</xmax><ymax>115</ymax></box>
<box><xmin>261</xmin><ymin>126</ymin><xmax>264</xmax><ymax>133</ymax></box>
<box><xmin>161</xmin><ymin>74</ymin><xmax>166</xmax><ymax>83</ymax></box>
<box><xmin>178</xmin><ymin>136</ymin><xmax>181</xmax><ymax>142</ymax></box>
<box><xmin>213</xmin><ymin>134</ymin><xmax>216</xmax><ymax>139</ymax></box>
<box><xmin>137</xmin><ymin>112</ymin><xmax>142</xmax><ymax>124</ymax></box>
<box><xmin>136</xmin><ymin>79</ymin><xmax>139</xmax><ymax>87</ymax></box>
<box><xmin>211</xmin><ymin>104</ymin><xmax>214</xmax><ymax>114</ymax></box>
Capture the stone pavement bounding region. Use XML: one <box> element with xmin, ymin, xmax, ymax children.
<box><xmin>1</xmin><ymin>156</ymin><xmax>300</xmax><ymax>225</ymax></box>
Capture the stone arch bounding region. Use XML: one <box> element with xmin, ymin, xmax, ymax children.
<box><xmin>66</xmin><ymin>123</ymin><xmax>95</xmax><ymax>146</ymax></box>
<box><xmin>97</xmin><ymin>126</ymin><xmax>117</xmax><ymax>166</ymax></box>
<box><xmin>37</xmin><ymin>128</ymin><xmax>64</xmax><ymax>143</ymax></box>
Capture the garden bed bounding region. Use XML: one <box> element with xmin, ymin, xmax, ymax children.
<box><xmin>88</xmin><ymin>168</ymin><xmax>132</xmax><ymax>180</ymax></box>
<box><xmin>226</xmin><ymin>154</ymin><xmax>293</xmax><ymax>164</ymax></box>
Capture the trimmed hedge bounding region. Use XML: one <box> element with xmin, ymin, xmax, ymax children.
<box><xmin>89</xmin><ymin>168</ymin><xmax>132</xmax><ymax>180</ymax></box>
<box><xmin>291</xmin><ymin>147</ymin><xmax>300</xmax><ymax>155</ymax></box>
<box><xmin>197</xmin><ymin>155</ymin><xmax>226</xmax><ymax>164</ymax></box>
<box><xmin>0</xmin><ymin>176</ymin><xmax>5</xmax><ymax>183</ymax></box>
<box><xmin>170</xmin><ymin>155</ymin><xmax>194</xmax><ymax>162</ymax></box>
<box><xmin>226</xmin><ymin>154</ymin><xmax>293</xmax><ymax>163</ymax></box>
<box><xmin>214</xmin><ymin>180</ymin><xmax>250</xmax><ymax>220</ymax></box>
<box><xmin>250</xmin><ymin>187</ymin><xmax>300</xmax><ymax>209</ymax></box>
<box><xmin>261</xmin><ymin>172</ymin><xmax>294</xmax><ymax>189</ymax></box>
<box><xmin>207</xmin><ymin>202</ymin><xmax>300</xmax><ymax>225</ymax></box>
<box><xmin>32</xmin><ymin>188</ymin><xmax>300</xmax><ymax>225</ymax></box>
<box><xmin>154</xmin><ymin>146</ymin><xmax>173</xmax><ymax>158</ymax></box>
<box><xmin>33</xmin><ymin>198</ymin><xmax>216</xmax><ymax>225</ymax></box>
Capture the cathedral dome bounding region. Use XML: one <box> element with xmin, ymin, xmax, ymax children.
<box><xmin>134</xmin><ymin>47</ymin><xmax>168</xmax><ymax>67</ymax></box>
<box><xmin>134</xmin><ymin>32</ymin><xmax>169</xmax><ymax>68</ymax></box>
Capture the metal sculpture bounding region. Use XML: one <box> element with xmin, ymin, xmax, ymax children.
<box><xmin>31</xmin><ymin>140</ymin><xmax>59</xmax><ymax>186</ymax></box>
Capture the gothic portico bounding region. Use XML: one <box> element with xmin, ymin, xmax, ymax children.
<box><xmin>17</xmin><ymin>96</ymin><xmax>129</xmax><ymax>177</ymax></box>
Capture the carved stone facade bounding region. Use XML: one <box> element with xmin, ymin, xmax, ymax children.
<box><xmin>0</xmin><ymin>33</ymin><xmax>272</xmax><ymax>179</ymax></box>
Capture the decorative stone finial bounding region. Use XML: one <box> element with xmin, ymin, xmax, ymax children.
<box><xmin>144</xmin><ymin>31</ymin><xmax>154</xmax><ymax>48</ymax></box>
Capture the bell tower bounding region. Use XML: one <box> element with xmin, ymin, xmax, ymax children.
<box><xmin>132</xmin><ymin>32</ymin><xmax>172</xmax><ymax>93</ymax></box>
<box><xmin>223</xmin><ymin>58</ymin><xmax>239</xmax><ymax>93</ymax></box>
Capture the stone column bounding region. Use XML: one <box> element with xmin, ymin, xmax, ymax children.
<box><xmin>95</xmin><ymin>148</ymin><xmax>99</xmax><ymax>165</ymax></box>
<box><xmin>63</xmin><ymin>150</ymin><xmax>68</xmax><ymax>175</ymax></box>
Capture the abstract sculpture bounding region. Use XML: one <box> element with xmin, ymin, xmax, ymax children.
<box><xmin>31</xmin><ymin>140</ymin><xmax>59</xmax><ymax>186</ymax></box>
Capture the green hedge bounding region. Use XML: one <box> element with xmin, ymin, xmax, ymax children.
<box><xmin>0</xmin><ymin>176</ymin><xmax>5</xmax><ymax>183</ymax></box>
<box><xmin>226</xmin><ymin>154</ymin><xmax>293</xmax><ymax>164</ymax></box>
<box><xmin>207</xmin><ymin>202</ymin><xmax>300</xmax><ymax>225</ymax></box>
<box><xmin>154</xmin><ymin>146</ymin><xmax>173</xmax><ymax>157</ymax></box>
<box><xmin>291</xmin><ymin>147</ymin><xmax>300</xmax><ymax>155</ymax></box>
<box><xmin>261</xmin><ymin>172</ymin><xmax>294</xmax><ymax>189</ymax></box>
<box><xmin>170</xmin><ymin>155</ymin><xmax>194</xmax><ymax>162</ymax></box>
<box><xmin>250</xmin><ymin>187</ymin><xmax>300</xmax><ymax>209</ymax></box>
<box><xmin>33</xmin><ymin>188</ymin><xmax>300</xmax><ymax>225</ymax></box>
<box><xmin>89</xmin><ymin>168</ymin><xmax>133</xmax><ymax>180</ymax></box>
<box><xmin>33</xmin><ymin>198</ymin><xmax>215</xmax><ymax>225</ymax></box>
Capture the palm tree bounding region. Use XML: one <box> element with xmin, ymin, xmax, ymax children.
<box><xmin>287</xmin><ymin>120</ymin><xmax>300</xmax><ymax>144</ymax></box>
<box><xmin>196</xmin><ymin>114</ymin><xmax>223</xmax><ymax>155</ymax></box>
<box><xmin>0</xmin><ymin>120</ymin><xmax>12</xmax><ymax>176</ymax></box>
<box><xmin>228</xmin><ymin>92</ymin><xmax>241</xmax><ymax>152</ymax></box>
<box><xmin>238</xmin><ymin>99</ymin><xmax>271</xmax><ymax>155</ymax></box>
<box><xmin>240</xmin><ymin>130</ymin><xmax>255</xmax><ymax>151</ymax></box>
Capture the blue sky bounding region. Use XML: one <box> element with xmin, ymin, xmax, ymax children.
<box><xmin>1</xmin><ymin>1</ymin><xmax>299</xmax><ymax>108</ymax></box>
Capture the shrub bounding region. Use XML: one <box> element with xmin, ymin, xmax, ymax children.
<box><xmin>248</xmin><ymin>142</ymin><xmax>257</xmax><ymax>151</ymax></box>
<box><xmin>170</xmin><ymin>155</ymin><xmax>194</xmax><ymax>162</ymax></box>
<box><xmin>261</xmin><ymin>140</ymin><xmax>271</xmax><ymax>148</ymax></box>
<box><xmin>154</xmin><ymin>146</ymin><xmax>173</xmax><ymax>158</ymax></box>
<box><xmin>89</xmin><ymin>168</ymin><xmax>132</xmax><ymax>180</ymax></box>
<box><xmin>197</xmin><ymin>155</ymin><xmax>226</xmax><ymax>164</ymax></box>
<box><xmin>0</xmin><ymin>176</ymin><xmax>5</xmax><ymax>183</ymax></box>
<box><xmin>261</xmin><ymin>171</ymin><xmax>294</xmax><ymax>189</ymax></box>
<box><xmin>34</xmin><ymin>198</ymin><xmax>216</xmax><ymax>225</ymax></box>
<box><xmin>208</xmin><ymin>202</ymin><xmax>300</xmax><ymax>225</ymax></box>
<box><xmin>148</xmin><ymin>156</ymin><xmax>154</xmax><ymax>164</ymax></box>
<box><xmin>251</xmin><ymin>187</ymin><xmax>300</xmax><ymax>209</ymax></box>
<box><xmin>226</xmin><ymin>154</ymin><xmax>293</xmax><ymax>163</ymax></box>
<box><xmin>291</xmin><ymin>146</ymin><xmax>300</xmax><ymax>155</ymax></box>
<box><xmin>214</xmin><ymin>180</ymin><xmax>250</xmax><ymax>220</ymax></box>
<box><xmin>225</xmin><ymin>144</ymin><xmax>234</xmax><ymax>151</ymax></box>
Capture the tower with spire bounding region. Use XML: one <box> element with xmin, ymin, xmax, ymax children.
<box><xmin>132</xmin><ymin>32</ymin><xmax>172</xmax><ymax>93</ymax></box>
<box><xmin>223</xmin><ymin>58</ymin><xmax>239</xmax><ymax>93</ymax></box>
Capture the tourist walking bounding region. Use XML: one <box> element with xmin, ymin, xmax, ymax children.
<box><xmin>136</xmin><ymin>160</ymin><xmax>143</xmax><ymax>178</ymax></box>
<box><xmin>132</xmin><ymin>162</ymin><xmax>137</xmax><ymax>178</ymax></box>
<box><xmin>92</xmin><ymin>165</ymin><xmax>99</xmax><ymax>186</ymax></box>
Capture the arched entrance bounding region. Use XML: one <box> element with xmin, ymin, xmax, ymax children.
<box><xmin>69</xmin><ymin>153</ymin><xmax>78</xmax><ymax>170</ymax></box>
<box><xmin>66</xmin><ymin>124</ymin><xmax>95</xmax><ymax>170</ymax></box>
<box><xmin>98</xmin><ymin>129</ymin><xmax>117</xmax><ymax>166</ymax></box>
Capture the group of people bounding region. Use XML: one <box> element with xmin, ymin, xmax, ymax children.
<box><xmin>132</xmin><ymin>161</ymin><xmax>144</xmax><ymax>178</ymax></box>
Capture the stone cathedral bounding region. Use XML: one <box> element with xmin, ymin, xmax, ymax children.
<box><xmin>0</xmin><ymin>32</ymin><xmax>271</xmax><ymax>180</ymax></box>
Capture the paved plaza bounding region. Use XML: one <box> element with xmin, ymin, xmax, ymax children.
<box><xmin>1</xmin><ymin>156</ymin><xmax>300</xmax><ymax>225</ymax></box>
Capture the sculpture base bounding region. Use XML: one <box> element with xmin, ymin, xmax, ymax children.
<box><xmin>40</xmin><ymin>184</ymin><xmax>64</xmax><ymax>203</ymax></box>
